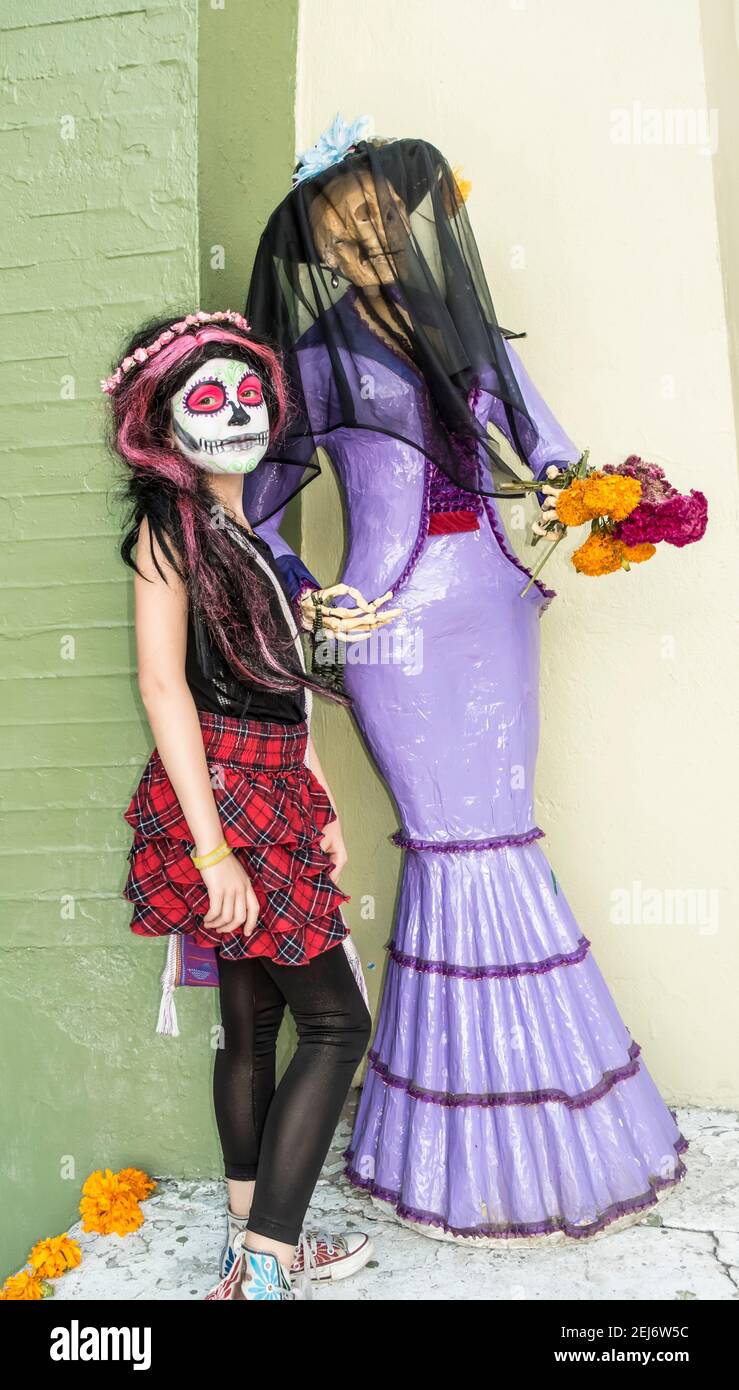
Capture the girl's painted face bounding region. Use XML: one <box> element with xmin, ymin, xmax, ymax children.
<box><xmin>170</xmin><ymin>357</ymin><xmax>270</xmax><ymax>474</ymax></box>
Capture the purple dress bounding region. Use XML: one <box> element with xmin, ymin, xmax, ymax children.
<box><xmin>260</xmin><ymin>306</ymin><xmax>687</xmax><ymax>1243</ymax></box>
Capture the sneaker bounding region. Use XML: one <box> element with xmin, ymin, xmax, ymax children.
<box><xmin>292</xmin><ymin>1229</ymin><xmax>374</xmax><ymax>1282</ymax></box>
<box><xmin>205</xmin><ymin>1231</ymin><xmax>298</xmax><ymax>1301</ymax></box>
<box><xmin>219</xmin><ymin>1204</ymin><xmax>373</xmax><ymax>1284</ymax></box>
<box><xmin>219</xmin><ymin>1206</ymin><xmax>249</xmax><ymax>1280</ymax></box>
<box><xmin>206</xmin><ymin>1229</ymin><xmax>248</xmax><ymax>1300</ymax></box>
<box><xmin>240</xmin><ymin>1247</ymin><xmax>294</xmax><ymax>1301</ymax></box>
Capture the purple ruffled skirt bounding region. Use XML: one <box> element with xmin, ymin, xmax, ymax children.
<box><xmin>341</xmin><ymin>496</ymin><xmax>686</xmax><ymax>1242</ymax></box>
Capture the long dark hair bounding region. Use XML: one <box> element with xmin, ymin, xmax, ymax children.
<box><xmin>107</xmin><ymin>313</ymin><xmax>347</xmax><ymax>704</ymax></box>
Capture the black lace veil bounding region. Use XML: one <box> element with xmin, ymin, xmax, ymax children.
<box><xmin>244</xmin><ymin>136</ymin><xmax>540</xmax><ymax>523</ymax></box>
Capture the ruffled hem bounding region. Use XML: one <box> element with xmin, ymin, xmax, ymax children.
<box><xmin>344</xmin><ymin>1059</ymin><xmax>688</xmax><ymax>1241</ymax></box>
<box><xmin>122</xmin><ymin>748</ymin><xmax>350</xmax><ymax>964</ymax></box>
<box><xmin>365</xmin><ymin>1039</ymin><xmax>642</xmax><ymax>1110</ymax></box>
<box><xmin>343</xmin><ymin>1138</ymin><xmax>688</xmax><ymax>1243</ymax></box>
<box><xmin>388</xmin><ymin>934</ymin><xmax>590</xmax><ymax>980</ymax></box>
<box><xmin>369</xmin><ymin>945</ymin><xmax>643</xmax><ymax>1103</ymax></box>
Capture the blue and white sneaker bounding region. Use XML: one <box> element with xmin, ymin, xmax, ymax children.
<box><xmin>205</xmin><ymin>1230</ymin><xmax>301</xmax><ymax>1301</ymax></box>
<box><xmin>240</xmin><ymin>1246</ymin><xmax>294</xmax><ymax>1301</ymax></box>
<box><xmin>219</xmin><ymin>1205</ymin><xmax>373</xmax><ymax>1283</ymax></box>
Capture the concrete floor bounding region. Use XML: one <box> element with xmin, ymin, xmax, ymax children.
<box><xmin>51</xmin><ymin>1102</ymin><xmax>739</xmax><ymax>1302</ymax></box>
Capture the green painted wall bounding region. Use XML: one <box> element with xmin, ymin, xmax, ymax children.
<box><xmin>0</xmin><ymin>0</ymin><xmax>299</xmax><ymax>1279</ymax></box>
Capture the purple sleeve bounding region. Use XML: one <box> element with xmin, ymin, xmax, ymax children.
<box><xmin>481</xmin><ymin>340</ymin><xmax>581</xmax><ymax>481</ymax></box>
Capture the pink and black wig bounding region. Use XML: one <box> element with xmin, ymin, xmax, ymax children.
<box><xmin>107</xmin><ymin>314</ymin><xmax>345</xmax><ymax>704</ymax></box>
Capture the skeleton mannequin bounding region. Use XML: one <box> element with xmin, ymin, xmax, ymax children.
<box><xmin>245</xmin><ymin>134</ymin><xmax>687</xmax><ymax>1246</ymax></box>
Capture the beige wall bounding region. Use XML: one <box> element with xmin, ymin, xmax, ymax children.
<box><xmin>296</xmin><ymin>0</ymin><xmax>739</xmax><ymax>1106</ymax></box>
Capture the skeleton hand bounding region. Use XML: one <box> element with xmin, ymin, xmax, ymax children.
<box><xmin>299</xmin><ymin>584</ymin><xmax>402</xmax><ymax>642</ymax></box>
<box><xmin>532</xmin><ymin>465</ymin><xmax>566</xmax><ymax>538</ymax></box>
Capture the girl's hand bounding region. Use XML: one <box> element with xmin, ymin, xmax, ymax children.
<box><xmin>299</xmin><ymin>585</ymin><xmax>402</xmax><ymax>641</ymax></box>
<box><xmin>200</xmin><ymin>853</ymin><xmax>261</xmax><ymax>937</ymax></box>
<box><xmin>320</xmin><ymin>818</ymin><xmax>348</xmax><ymax>882</ymax></box>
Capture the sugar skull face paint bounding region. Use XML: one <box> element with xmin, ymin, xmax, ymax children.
<box><xmin>170</xmin><ymin>357</ymin><xmax>270</xmax><ymax>474</ymax></box>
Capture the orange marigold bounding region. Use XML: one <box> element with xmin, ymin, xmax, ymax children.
<box><xmin>555</xmin><ymin>479</ymin><xmax>592</xmax><ymax>527</ymax></box>
<box><xmin>581</xmin><ymin>472</ymin><xmax>641</xmax><ymax>521</ymax></box>
<box><xmin>452</xmin><ymin>167</ymin><xmax>472</xmax><ymax>203</ymax></box>
<box><xmin>572</xmin><ymin>532</ymin><xmax>625</xmax><ymax>576</ymax></box>
<box><xmin>0</xmin><ymin>1269</ymin><xmax>45</xmax><ymax>1300</ymax></box>
<box><xmin>117</xmin><ymin>1167</ymin><xmax>156</xmax><ymax>1202</ymax></box>
<box><xmin>621</xmin><ymin>542</ymin><xmax>656</xmax><ymax>564</ymax></box>
<box><xmin>79</xmin><ymin>1168</ymin><xmax>144</xmax><ymax>1237</ymax></box>
<box><xmin>28</xmin><ymin>1233</ymin><xmax>82</xmax><ymax>1280</ymax></box>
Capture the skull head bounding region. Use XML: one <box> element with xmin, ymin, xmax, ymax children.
<box><xmin>309</xmin><ymin>168</ymin><xmax>411</xmax><ymax>290</ymax></box>
<box><xmin>170</xmin><ymin>356</ymin><xmax>270</xmax><ymax>474</ymax></box>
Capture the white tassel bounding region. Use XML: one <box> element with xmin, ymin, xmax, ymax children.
<box><xmin>156</xmin><ymin>935</ymin><xmax>180</xmax><ymax>1036</ymax></box>
<box><xmin>342</xmin><ymin>931</ymin><xmax>370</xmax><ymax>1009</ymax></box>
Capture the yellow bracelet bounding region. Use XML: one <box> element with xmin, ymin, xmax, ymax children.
<box><xmin>190</xmin><ymin>839</ymin><xmax>232</xmax><ymax>869</ymax></box>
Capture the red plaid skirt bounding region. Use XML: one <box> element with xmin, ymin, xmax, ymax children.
<box><xmin>122</xmin><ymin>710</ymin><xmax>350</xmax><ymax>966</ymax></box>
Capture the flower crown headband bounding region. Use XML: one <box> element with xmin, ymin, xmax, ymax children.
<box><xmin>100</xmin><ymin>310</ymin><xmax>251</xmax><ymax>394</ymax></box>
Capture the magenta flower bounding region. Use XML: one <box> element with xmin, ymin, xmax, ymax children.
<box><xmin>617</xmin><ymin>489</ymin><xmax>708</xmax><ymax>548</ymax></box>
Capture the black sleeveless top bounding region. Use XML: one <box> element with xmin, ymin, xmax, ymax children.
<box><xmin>185</xmin><ymin>525</ymin><xmax>306</xmax><ymax>725</ymax></box>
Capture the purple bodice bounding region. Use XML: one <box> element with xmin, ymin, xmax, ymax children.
<box><xmin>427</xmin><ymin>461</ymin><xmax>484</xmax><ymax>515</ymax></box>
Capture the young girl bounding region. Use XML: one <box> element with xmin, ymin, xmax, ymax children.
<box><xmin>104</xmin><ymin>310</ymin><xmax>385</xmax><ymax>1300</ymax></box>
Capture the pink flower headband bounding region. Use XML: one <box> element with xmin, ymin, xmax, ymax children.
<box><xmin>100</xmin><ymin>310</ymin><xmax>252</xmax><ymax>394</ymax></box>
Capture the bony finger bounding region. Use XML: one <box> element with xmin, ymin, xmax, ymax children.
<box><xmin>323</xmin><ymin>613</ymin><xmax>379</xmax><ymax>632</ymax></box>
<box><xmin>315</xmin><ymin>604</ymin><xmax>378</xmax><ymax>619</ymax></box>
<box><xmin>367</xmin><ymin>590</ymin><xmax>395</xmax><ymax>610</ymax></box>
<box><xmin>332</xmin><ymin>616</ymin><xmax>400</xmax><ymax>640</ymax></box>
<box><xmin>343</xmin><ymin>607</ymin><xmax>402</xmax><ymax>628</ymax></box>
<box><xmin>319</xmin><ymin>583</ymin><xmax>373</xmax><ymax>611</ymax></box>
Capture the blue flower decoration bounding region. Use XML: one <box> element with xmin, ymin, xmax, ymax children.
<box><xmin>292</xmin><ymin>113</ymin><xmax>373</xmax><ymax>186</ymax></box>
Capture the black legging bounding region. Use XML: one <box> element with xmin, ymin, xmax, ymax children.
<box><xmin>213</xmin><ymin>942</ymin><xmax>373</xmax><ymax>1246</ymax></box>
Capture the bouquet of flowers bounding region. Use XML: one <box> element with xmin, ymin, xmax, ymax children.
<box><xmin>509</xmin><ymin>452</ymin><xmax>708</xmax><ymax>596</ymax></box>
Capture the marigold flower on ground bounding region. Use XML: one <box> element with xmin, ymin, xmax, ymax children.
<box><xmin>581</xmin><ymin>472</ymin><xmax>642</xmax><ymax>522</ymax></box>
<box><xmin>79</xmin><ymin>1168</ymin><xmax>144</xmax><ymax>1236</ymax></box>
<box><xmin>28</xmin><ymin>1234</ymin><xmax>82</xmax><ymax>1280</ymax></box>
<box><xmin>0</xmin><ymin>1269</ymin><xmax>45</xmax><ymax>1300</ymax></box>
<box><xmin>117</xmin><ymin>1167</ymin><xmax>156</xmax><ymax>1202</ymax></box>
<box><xmin>571</xmin><ymin>532</ymin><xmax>625</xmax><ymax>576</ymax></box>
